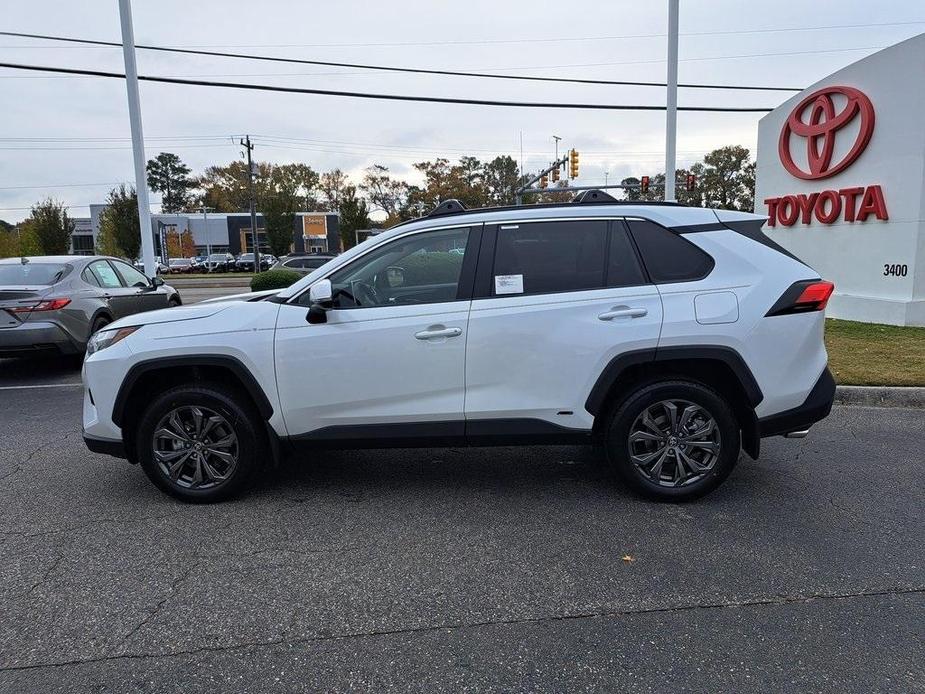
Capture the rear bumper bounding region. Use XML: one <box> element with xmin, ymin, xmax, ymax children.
<box><xmin>758</xmin><ymin>367</ymin><xmax>836</xmax><ymax>437</ymax></box>
<box><xmin>0</xmin><ymin>320</ymin><xmax>80</xmax><ymax>357</ymax></box>
<box><xmin>83</xmin><ymin>432</ymin><xmax>127</xmax><ymax>459</ymax></box>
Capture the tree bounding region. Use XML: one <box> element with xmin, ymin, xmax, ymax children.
<box><xmin>198</xmin><ymin>161</ymin><xmax>273</xmax><ymax>212</ymax></box>
<box><xmin>700</xmin><ymin>145</ymin><xmax>754</xmax><ymax>211</ymax></box>
<box><xmin>165</xmin><ymin>228</ymin><xmax>195</xmax><ymax>258</ymax></box>
<box><xmin>0</xmin><ymin>219</ymin><xmax>13</xmax><ymax>233</ymax></box>
<box><xmin>257</xmin><ymin>163</ymin><xmax>319</xmax><ymax>256</ymax></box>
<box><xmin>482</xmin><ymin>156</ymin><xmax>520</xmax><ymax>206</ymax></box>
<box><xmin>0</xmin><ymin>222</ymin><xmax>40</xmax><ymax>258</ymax></box>
<box><xmin>318</xmin><ymin>169</ymin><xmax>350</xmax><ymax>212</ymax></box>
<box><xmin>98</xmin><ymin>185</ymin><xmax>141</xmax><ymax>260</ymax></box>
<box><xmin>360</xmin><ymin>165</ymin><xmax>413</xmax><ymax>221</ymax></box>
<box><xmin>146</xmin><ymin>152</ymin><xmax>195</xmax><ymax>213</ymax></box>
<box><xmin>338</xmin><ymin>185</ymin><xmax>370</xmax><ymax>251</ymax></box>
<box><xmin>27</xmin><ymin>198</ymin><xmax>74</xmax><ymax>254</ymax></box>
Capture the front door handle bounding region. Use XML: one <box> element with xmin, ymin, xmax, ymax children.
<box><xmin>414</xmin><ymin>326</ymin><xmax>463</xmax><ymax>340</ymax></box>
<box><xmin>598</xmin><ymin>307</ymin><xmax>648</xmax><ymax>321</ymax></box>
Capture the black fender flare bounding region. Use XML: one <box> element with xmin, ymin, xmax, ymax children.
<box><xmin>111</xmin><ymin>355</ymin><xmax>274</xmax><ymax>428</ymax></box>
<box><xmin>584</xmin><ymin>345</ymin><xmax>763</xmax><ymax>417</ymax></box>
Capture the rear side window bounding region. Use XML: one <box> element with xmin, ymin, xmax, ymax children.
<box><xmin>493</xmin><ymin>220</ymin><xmax>607</xmax><ymax>295</ymax></box>
<box><xmin>626</xmin><ymin>219</ymin><xmax>714</xmax><ymax>283</ymax></box>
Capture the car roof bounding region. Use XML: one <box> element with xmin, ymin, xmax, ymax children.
<box><xmin>0</xmin><ymin>255</ymin><xmax>123</xmax><ymax>266</ymax></box>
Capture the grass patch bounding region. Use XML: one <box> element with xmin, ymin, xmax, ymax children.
<box><xmin>825</xmin><ymin>319</ymin><xmax>925</xmax><ymax>386</ymax></box>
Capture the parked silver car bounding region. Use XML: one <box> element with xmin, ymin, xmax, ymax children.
<box><xmin>270</xmin><ymin>253</ymin><xmax>335</xmax><ymax>275</ymax></box>
<box><xmin>0</xmin><ymin>255</ymin><xmax>181</xmax><ymax>357</ymax></box>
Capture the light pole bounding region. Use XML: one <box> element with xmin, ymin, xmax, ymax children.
<box><xmin>200</xmin><ymin>205</ymin><xmax>213</xmax><ymax>271</ymax></box>
<box><xmin>552</xmin><ymin>135</ymin><xmax>562</xmax><ymax>161</ymax></box>
<box><xmin>117</xmin><ymin>0</ymin><xmax>156</xmax><ymax>277</ymax></box>
<box><xmin>664</xmin><ymin>0</ymin><xmax>680</xmax><ymax>202</ymax></box>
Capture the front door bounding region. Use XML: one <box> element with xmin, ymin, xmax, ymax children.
<box><xmin>86</xmin><ymin>259</ymin><xmax>139</xmax><ymax>319</ymax></box>
<box><xmin>274</xmin><ymin>225</ymin><xmax>478</xmax><ymax>440</ymax></box>
<box><xmin>464</xmin><ymin>219</ymin><xmax>663</xmax><ymax>432</ymax></box>
<box><xmin>110</xmin><ymin>260</ymin><xmax>165</xmax><ymax>312</ymax></box>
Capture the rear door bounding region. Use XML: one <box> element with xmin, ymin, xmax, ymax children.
<box><xmin>464</xmin><ymin>218</ymin><xmax>663</xmax><ymax>432</ymax></box>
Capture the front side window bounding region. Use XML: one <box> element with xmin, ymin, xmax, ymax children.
<box><xmin>492</xmin><ymin>220</ymin><xmax>607</xmax><ymax>296</ymax></box>
<box><xmin>313</xmin><ymin>227</ymin><xmax>471</xmax><ymax>308</ymax></box>
<box><xmin>112</xmin><ymin>260</ymin><xmax>150</xmax><ymax>288</ymax></box>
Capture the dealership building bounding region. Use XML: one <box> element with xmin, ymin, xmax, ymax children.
<box><xmin>756</xmin><ymin>34</ymin><xmax>925</xmax><ymax>326</ymax></box>
<box><xmin>70</xmin><ymin>208</ymin><xmax>341</xmax><ymax>259</ymax></box>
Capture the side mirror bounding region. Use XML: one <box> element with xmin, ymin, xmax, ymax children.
<box><xmin>306</xmin><ymin>279</ymin><xmax>333</xmax><ymax>324</ymax></box>
<box><xmin>151</xmin><ymin>275</ymin><xmax>165</xmax><ymax>288</ymax></box>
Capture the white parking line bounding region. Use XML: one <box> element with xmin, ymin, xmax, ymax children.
<box><xmin>0</xmin><ymin>383</ymin><xmax>83</xmax><ymax>390</ymax></box>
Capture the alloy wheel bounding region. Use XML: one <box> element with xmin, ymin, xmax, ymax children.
<box><xmin>152</xmin><ymin>406</ymin><xmax>239</xmax><ymax>490</ymax></box>
<box><xmin>627</xmin><ymin>399</ymin><xmax>721</xmax><ymax>487</ymax></box>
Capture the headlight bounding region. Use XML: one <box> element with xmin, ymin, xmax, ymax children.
<box><xmin>86</xmin><ymin>326</ymin><xmax>140</xmax><ymax>356</ymax></box>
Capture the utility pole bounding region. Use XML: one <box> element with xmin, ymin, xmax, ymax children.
<box><xmin>117</xmin><ymin>0</ymin><xmax>156</xmax><ymax>277</ymax></box>
<box><xmin>552</xmin><ymin>135</ymin><xmax>562</xmax><ymax>160</ymax></box>
<box><xmin>240</xmin><ymin>135</ymin><xmax>260</xmax><ymax>273</ymax></box>
<box><xmin>664</xmin><ymin>0</ymin><xmax>680</xmax><ymax>202</ymax></box>
<box><xmin>200</xmin><ymin>205</ymin><xmax>213</xmax><ymax>271</ymax></box>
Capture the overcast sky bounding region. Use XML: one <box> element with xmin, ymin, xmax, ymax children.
<box><xmin>1</xmin><ymin>0</ymin><xmax>923</xmax><ymax>223</ymax></box>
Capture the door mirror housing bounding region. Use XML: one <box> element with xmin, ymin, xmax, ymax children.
<box><xmin>307</xmin><ymin>278</ymin><xmax>333</xmax><ymax>324</ymax></box>
<box><xmin>151</xmin><ymin>275</ymin><xmax>165</xmax><ymax>288</ymax></box>
<box><xmin>309</xmin><ymin>279</ymin><xmax>332</xmax><ymax>306</ymax></box>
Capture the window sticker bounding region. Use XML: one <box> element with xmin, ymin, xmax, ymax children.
<box><xmin>494</xmin><ymin>274</ymin><xmax>524</xmax><ymax>295</ymax></box>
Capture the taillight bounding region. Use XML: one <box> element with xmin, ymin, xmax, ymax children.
<box><xmin>7</xmin><ymin>298</ymin><xmax>71</xmax><ymax>314</ymax></box>
<box><xmin>766</xmin><ymin>280</ymin><xmax>835</xmax><ymax>316</ymax></box>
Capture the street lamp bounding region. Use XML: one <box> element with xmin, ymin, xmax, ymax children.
<box><xmin>199</xmin><ymin>205</ymin><xmax>213</xmax><ymax>272</ymax></box>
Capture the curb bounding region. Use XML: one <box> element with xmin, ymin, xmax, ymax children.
<box><xmin>835</xmin><ymin>385</ymin><xmax>925</xmax><ymax>408</ymax></box>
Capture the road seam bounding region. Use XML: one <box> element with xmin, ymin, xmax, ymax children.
<box><xmin>1</xmin><ymin>585</ymin><xmax>922</xmax><ymax>673</ymax></box>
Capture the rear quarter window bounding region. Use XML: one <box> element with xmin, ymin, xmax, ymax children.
<box><xmin>626</xmin><ymin>219</ymin><xmax>714</xmax><ymax>283</ymax></box>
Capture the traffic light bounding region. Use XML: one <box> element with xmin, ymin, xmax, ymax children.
<box><xmin>686</xmin><ymin>174</ymin><xmax>697</xmax><ymax>192</ymax></box>
<box><xmin>640</xmin><ymin>175</ymin><xmax>650</xmax><ymax>194</ymax></box>
<box><xmin>569</xmin><ymin>149</ymin><xmax>579</xmax><ymax>179</ymax></box>
<box><xmin>551</xmin><ymin>165</ymin><xmax>560</xmax><ymax>182</ymax></box>
<box><xmin>539</xmin><ymin>175</ymin><xmax>548</xmax><ymax>189</ymax></box>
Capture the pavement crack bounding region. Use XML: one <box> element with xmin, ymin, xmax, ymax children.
<box><xmin>118</xmin><ymin>563</ymin><xmax>199</xmax><ymax>645</ymax></box>
<box><xmin>2</xmin><ymin>585</ymin><xmax>922</xmax><ymax>673</ymax></box>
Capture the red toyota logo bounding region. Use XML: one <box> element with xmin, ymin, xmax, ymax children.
<box><xmin>778</xmin><ymin>85</ymin><xmax>875</xmax><ymax>180</ymax></box>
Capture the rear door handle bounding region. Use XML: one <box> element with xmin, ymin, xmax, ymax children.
<box><xmin>598</xmin><ymin>307</ymin><xmax>648</xmax><ymax>321</ymax></box>
<box><xmin>415</xmin><ymin>327</ymin><xmax>462</xmax><ymax>340</ymax></box>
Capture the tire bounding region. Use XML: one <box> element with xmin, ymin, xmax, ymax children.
<box><xmin>603</xmin><ymin>380</ymin><xmax>740</xmax><ymax>501</ymax></box>
<box><xmin>136</xmin><ymin>383</ymin><xmax>264</xmax><ymax>503</ymax></box>
<box><xmin>168</xmin><ymin>296</ymin><xmax>182</xmax><ymax>307</ymax></box>
<box><xmin>89</xmin><ymin>315</ymin><xmax>111</xmax><ymax>337</ymax></box>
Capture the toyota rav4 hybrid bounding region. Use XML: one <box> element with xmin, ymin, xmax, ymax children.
<box><xmin>82</xmin><ymin>192</ymin><xmax>836</xmax><ymax>503</ymax></box>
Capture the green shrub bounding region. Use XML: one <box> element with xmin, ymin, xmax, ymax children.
<box><xmin>250</xmin><ymin>269</ymin><xmax>301</xmax><ymax>292</ymax></box>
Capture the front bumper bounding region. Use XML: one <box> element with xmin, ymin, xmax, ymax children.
<box><xmin>758</xmin><ymin>367</ymin><xmax>836</xmax><ymax>437</ymax></box>
<box><xmin>83</xmin><ymin>432</ymin><xmax>127</xmax><ymax>459</ymax></box>
<box><xmin>0</xmin><ymin>320</ymin><xmax>80</xmax><ymax>357</ymax></box>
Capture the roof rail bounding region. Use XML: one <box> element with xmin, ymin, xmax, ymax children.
<box><xmin>427</xmin><ymin>199</ymin><xmax>467</xmax><ymax>218</ymax></box>
<box><xmin>571</xmin><ymin>189</ymin><xmax>618</xmax><ymax>204</ymax></box>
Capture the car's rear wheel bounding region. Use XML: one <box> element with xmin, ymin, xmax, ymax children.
<box><xmin>604</xmin><ymin>380</ymin><xmax>740</xmax><ymax>501</ymax></box>
<box><xmin>89</xmin><ymin>315</ymin><xmax>111</xmax><ymax>337</ymax></box>
<box><xmin>136</xmin><ymin>384</ymin><xmax>263</xmax><ymax>502</ymax></box>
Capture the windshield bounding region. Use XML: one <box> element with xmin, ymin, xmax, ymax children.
<box><xmin>239</xmin><ymin>254</ymin><xmax>253</xmax><ymax>260</ymax></box>
<box><xmin>170</xmin><ymin>259</ymin><xmax>190</xmax><ymax>266</ymax></box>
<box><xmin>0</xmin><ymin>262</ymin><xmax>69</xmax><ymax>286</ymax></box>
<box><xmin>208</xmin><ymin>254</ymin><xmax>226</xmax><ymax>261</ymax></box>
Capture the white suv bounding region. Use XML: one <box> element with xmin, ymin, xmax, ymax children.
<box><xmin>82</xmin><ymin>192</ymin><xmax>836</xmax><ymax>503</ymax></box>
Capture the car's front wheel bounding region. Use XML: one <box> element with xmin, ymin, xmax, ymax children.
<box><xmin>604</xmin><ymin>380</ymin><xmax>740</xmax><ymax>501</ymax></box>
<box><xmin>136</xmin><ymin>384</ymin><xmax>263</xmax><ymax>502</ymax></box>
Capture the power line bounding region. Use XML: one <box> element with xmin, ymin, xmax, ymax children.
<box><xmin>0</xmin><ymin>30</ymin><xmax>802</xmax><ymax>92</ymax></box>
<box><xmin>2</xmin><ymin>20</ymin><xmax>923</xmax><ymax>49</ymax></box>
<box><xmin>0</xmin><ymin>62</ymin><xmax>776</xmax><ymax>111</ymax></box>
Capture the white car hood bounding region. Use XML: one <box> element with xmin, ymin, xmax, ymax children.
<box><xmin>107</xmin><ymin>304</ymin><xmax>229</xmax><ymax>330</ymax></box>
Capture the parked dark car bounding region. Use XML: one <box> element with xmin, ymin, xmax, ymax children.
<box><xmin>167</xmin><ymin>258</ymin><xmax>195</xmax><ymax>274</ymax></box>
<box><xmin>0</xmin><ymin>255</ymin><xmax>181</xmax><ymax>357</ymax></box>
<box><xmin>270</xmin><ymin>253</ymin><xmax>335</xmax><ymax>275</ymax></box>
<box><xmin>235</xmin><ymin>252</ymin><xmax>272</xmax><ymax>272</ymax></box>
<box><xmin>202</xmin><ymin>253</ymin><xmax>236</xmax><ymax>272</ymax></box>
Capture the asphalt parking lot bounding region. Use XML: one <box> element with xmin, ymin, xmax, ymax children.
<box><xmin>0</xmin><ymin>352</ymin><xmax>922</xmax><ymax>693</ymax></box>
